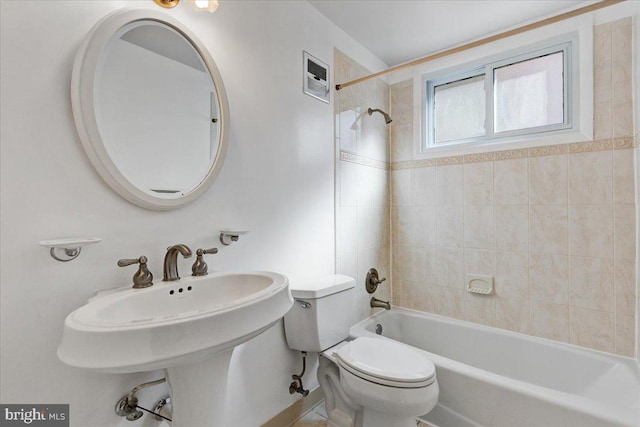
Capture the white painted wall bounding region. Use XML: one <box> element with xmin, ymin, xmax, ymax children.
<box><xmin>0</xmin><ymin>1</ymin><xmax>387</xmax><ymax>426</ymax></box>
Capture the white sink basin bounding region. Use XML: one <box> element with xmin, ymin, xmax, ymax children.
<box><xmin>58</xmin><ymin>271</ymin><xmax>293</xmax><ymax>373</ymax></box>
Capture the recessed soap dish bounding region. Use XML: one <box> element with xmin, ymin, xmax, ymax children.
<box><xmin>39</xmin><ymin>237</ymin><xmax>102</xmax><ymax>262</ymax></box>
<box><xmin>466</xmin><ymin>274</ymin><xmax>494</xmax><ymax>295</ymax></box>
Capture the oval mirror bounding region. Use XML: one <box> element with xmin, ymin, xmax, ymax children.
<box><xmin>71</xmin><ymin>9</ymin><xmax>229</xmax><ymax>210</ymax></box>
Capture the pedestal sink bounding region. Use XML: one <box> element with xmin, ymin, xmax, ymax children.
<box><xmin>58</xmin><ymin>271</ymin><xmax>292</xmax><ymax>426</ymax></box>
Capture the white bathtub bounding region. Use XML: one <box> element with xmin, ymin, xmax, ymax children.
<box><xmin>350</xmin><ymin>308</ymin><xmax>640</xmax><ymax>427</ymax></box>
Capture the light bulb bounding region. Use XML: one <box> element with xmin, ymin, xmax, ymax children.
<box><xmin>193</xmin><ymin>0</ymin><xmax>218</xmax><ymax>12</ymax></box>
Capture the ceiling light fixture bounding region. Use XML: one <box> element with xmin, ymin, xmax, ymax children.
<box><xmin>153</xmin><ymin>0</ymin><xmax>179</xmax><ymax>9</ymax></box>
<box><xmin>193</xmin><ymin>0</ymin><xmax>219</xmax><ymax>12</ymax></box>
<box><xmin>153</xmin><ymin>0</ymin><xmax>219</xmax><ymax>13</ymax></box>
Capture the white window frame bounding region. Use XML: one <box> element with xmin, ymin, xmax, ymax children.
<box><xmin>410</xmin><ymin>14</ymin><xmax>593</xmax><ymax>159</ymax></box>
<box><xmin>425</xmin><ymin>36</ymin><xmax>576</xmax><ymax>149</ymax></box>
<box><xmin>426</xmin><ymin>69</ymin><xmax>485</xmax><ymax>147</ymax></box>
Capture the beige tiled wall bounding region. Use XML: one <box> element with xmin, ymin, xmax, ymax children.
<box><xmin>389</xmin><ymin>18</ymin><xmax>636</xmax><ymax>357</ymax></box>
<box><xmin>334</xmin><ymin>49</ymin><xmax>391</xmax><ymax>321</ymax></box>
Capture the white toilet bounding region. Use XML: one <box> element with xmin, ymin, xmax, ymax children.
<box><xmin>284</xmin><ymin>275</ymin><xmax>438</xmax><ymax>427</ymax></box>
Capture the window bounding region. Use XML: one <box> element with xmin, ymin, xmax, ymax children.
<box><xmin>425</xmin><ymin>38</ymin><xmax>575</xmax><ymax>149</ymax></box>
<box><xmin>433</xmin><ymin>73</ymin><xmax>485</xmax><ymax>143</ymax></box>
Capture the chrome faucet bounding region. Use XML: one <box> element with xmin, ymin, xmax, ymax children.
<box><xmin>370</xmin><ymin>296</ymin><xmax>390</xmax><ymax>310</ymax></box>
<box><xmin>163</xmin><ymin>244</ymin><xmax>192</xmax><ymax>282</ymax></box>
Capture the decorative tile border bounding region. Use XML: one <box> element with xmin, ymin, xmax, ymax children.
<box><xmin>527</xmin><ymin>144</ymin><xmax>569</xmax><ymax>157</ymax></box>
<box><xmin>434</xmin><ymin>156</ymin><xmax>463</xmax><ymax>166</ymax></box>
<box><xmin>391</xmin><ymin>136</ymin><xmax>637</xmax><ymax>170</ymax></box>
<box><xmin>340</xmin><ymin>151</ymin><xmax>389</xmax><ymax>170</ymax></box>
<box><xmin>463</xmin><ymin>152</ymin><xmax>496</xmax><ymax>164</ymax></box>
<box><xmin>492</xmin><ymin>148</ymin><xmax>529</xmax><ymax>161</ymax></box>
<box><xmin>568</xmin><ymin>139</ymin><xmax>613</xmax><ymax>153</ymax></box>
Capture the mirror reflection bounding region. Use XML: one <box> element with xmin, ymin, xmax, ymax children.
<box><xmin>94</xmin><ymin>21</ymin><xmax>220</xmax><ymax>198</ymax></box>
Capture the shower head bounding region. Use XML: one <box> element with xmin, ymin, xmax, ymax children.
<box><xmin>368</xmin><ymin>108</ymin><xmax>393</xmax><ymax>124</ymax></box>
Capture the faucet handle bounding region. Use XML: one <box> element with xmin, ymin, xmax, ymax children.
<box><xmin>117</xmin><ymin>257</ymin><xmax>142</xmax><ymax>267</ymax></box>
<box><xmin>365</xmin><ymin>268</ymin><xmax>386</xmax><ymax>293</ymax></box>
<box><xmin>118</xmin><ymin>256</ymin><xmax>153</xmax><ymax>289</ymax></box>
<box><xmin>191</xmin><ymin>248</ymin><xmax>218</xmax><ymax>277</ymax></box>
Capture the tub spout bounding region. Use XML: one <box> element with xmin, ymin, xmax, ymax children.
<box><xmin>370</xmin><ymin>296</ymin><xmax>390</xmax><ymax>310</ymax></box>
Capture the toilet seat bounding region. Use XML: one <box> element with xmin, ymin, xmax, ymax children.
<box><xmin>335</xmin><ymin>337</ymin><xmax>436</xmax><ymax>388</ymax></box>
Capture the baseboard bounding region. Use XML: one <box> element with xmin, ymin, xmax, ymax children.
<box><xmin>261</xmin><ymin>387</ymin><xmax>324</xmax><ymax>427</ymax></box>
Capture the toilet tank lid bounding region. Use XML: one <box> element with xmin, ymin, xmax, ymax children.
<box><xmin>291</xmin><ymin>274</ymin><xmax>355</xmax><ymax>299</ymax></box>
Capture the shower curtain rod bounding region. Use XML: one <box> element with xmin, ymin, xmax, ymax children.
<box><xmin>335</xmin><ymin>0</ymin><xmax>625</xmax><ymax>91</ymax></box>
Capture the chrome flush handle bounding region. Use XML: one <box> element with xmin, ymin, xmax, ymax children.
<box><xmin>297</xmin><ymin>300</ymin><xmax>311</xmax><ymax>309</ymax></box>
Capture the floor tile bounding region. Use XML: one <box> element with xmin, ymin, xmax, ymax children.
<box><xmin>290</xmin><ymin>411</ymin><xmax>328</xmax><ymax>427</ymax></box>
<box><xmin>292</xmin><ymin>400</ymin><xmax>433</xmax><ymax>427</ymax></box>
<box><xmin>311</xmin><ymin>401</ymin><xmax>328</xmax><ymax>419</ymax></box>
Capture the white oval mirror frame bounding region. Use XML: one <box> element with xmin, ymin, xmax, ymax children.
<box><xmin>71</xmin><ymin>9</ymin><xmax>230</xmax><ymax>210</ymax></box>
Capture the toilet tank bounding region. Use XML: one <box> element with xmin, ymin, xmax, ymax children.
<box><xmin>284</xmin><ymin>275</ymin><xmax>355</xmax><ymax>352</ymax></box>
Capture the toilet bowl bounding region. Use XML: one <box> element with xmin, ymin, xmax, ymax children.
<box><xmin>284</xmin><ymin>275</ymin><xmax>439</xmax><ymax>427</ymax></box>
<box><xmin>319</xmin><ymin>337</ymin><xmax>438</xmax><ymax>427</ymax></box>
